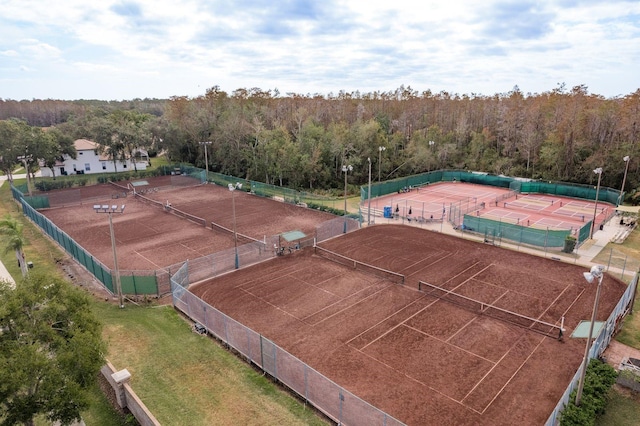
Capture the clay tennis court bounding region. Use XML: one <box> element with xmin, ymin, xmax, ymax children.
<box><xmin>365</xmin><ymin>182</ymin><xmax>612</xmax><ymax>231</ymax></box>
<box><xmin>191</xmin><ymin>224</ymin><xmax>627</xmax><ymax>425</ymax></box>
<box><xmin>39</xmin><ymin>176</ymin><xmax>335</xmax><ymax>270</ymax></box>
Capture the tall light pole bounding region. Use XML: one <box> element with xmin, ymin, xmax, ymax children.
<box><xmin>590</xmin><ymin>167</ymin><xmax>603</xmax><ymax>239</ymax></box>
<box><xmin>94</xmin><ymin>204</ymin><xmax>126</xmax><ymax>308</ymax></box>
<box><xmin>228</xmin><ymin>183</ymin><xmax>242</xmax><ymax>269</ymax></box>
<box><xmin>428</xmin><ymin>140</ymin><xmax>435</xmax><ymax>171</ymax></box>
<box><xmin>367</xmin><ymin>157</ymin><xmax>372</xmax><ymax>226</ymax></box>
<box><xmin>199</xmin><ymin>141</ymin><xmax>212</xmax><ymax>183</ymax></box>
<box><xmin>378</xmin><ymin>146</ymin><xmax>386</xmax><ymax>183</ymax></box>
<box><xmin>575</xmin><ymin>265</ymin><xmax>605</xmax><ymax>406</ymax></box>
<box><xmin>342</xmin><ymin>164</ymin><xmax>353</xmax><ymax>233</ymax></box>
<box><xmin>17</xmin><ymin>154</ymin><xmax>33</xmax><ymax>197</ymax></box>
<box><xmin>619</xmin><ymin>155</ymin><xmax>630</xmax><ymax>206</ymax></box>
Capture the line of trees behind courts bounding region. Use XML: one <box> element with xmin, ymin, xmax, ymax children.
<box><xmin>1</xmin><ymin>84</ymin><xmax>639</xmax><ymax>203</ymax></box>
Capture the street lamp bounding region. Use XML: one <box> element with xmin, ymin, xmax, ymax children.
<box><xmin>342</xmin><ymin>164</ymin><xmax>353</xmax><ymax>233</ymax></box>
<box><xmin>17</xmin><ymin>154</ymin><xmax>33</xmax><ymax>197</ymax></box>
<box><xmin>589</xmin><ymin>167</ymin><xmax>603</xmax><ymax>239</ymax></box>
<box><xmin>94</xmin><ymin>204</ymin><xmax>126</xmax><ymax>308</ymax></box>
<box><xmin>199</xmin><ymin>141</ymin><xmax>212</xmax><ymax>183</ymax></box>
<box><xmin>367</xmin><ymin>157</ymin><xmax>372</xmax><ymax>226</ymax></box>
<box><xmin>228</xmin><ymin>183</ymin><xmax>242</xmax><ymax>269</ymax></box>
<box><xmin>575</xmin><ymin>264</ymin><xmax>605</xmax><ymax>406</ymax></box>
<box><xmin>619</xmin><ymin>156</ymin><xmax>630</xmax><ymax>206</ymax></box>
<box><xmin>378</xmin><ymin>146</ymin><xmax>386</xmax><ymax>183</ymax></box>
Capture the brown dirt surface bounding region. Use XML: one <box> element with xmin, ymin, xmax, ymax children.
<box><xmin>39</xmin><ymin>177</ymin><xmax>335</xmax><ymax>271</ymax></box>
<box><xmin>189</xmin><ymin>224</ymin><xmax>628</xmax><ymax>426</ymax></box>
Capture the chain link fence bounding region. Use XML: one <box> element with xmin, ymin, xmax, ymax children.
<box><xmin>546</xmin><ymin>272</ymin><xmax>638</xmax><ymax>425</ymax></box>
<box><xmin>170</xmin><ymin>266</ymin><xmax>404</xmax><ymax>426</ymax></box>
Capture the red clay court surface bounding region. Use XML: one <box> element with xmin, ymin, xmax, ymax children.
<box><xmin>366</xmin><ymin>182</ymin><xmax>613</xmax><ymax>231</ymax></box>
<box><xmin>39</xmin><ymin>176</ymin><xmax>335</xmax><ymax>270</ymax></box>
<box><xmin>191</xmin><ymin>225</ymin><xmax>627</xmax><ymax>425</ymax></box>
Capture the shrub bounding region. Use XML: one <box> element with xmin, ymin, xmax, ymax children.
<box><xmin>563</xmin><ymin>235</ymin><xmax>577</xmax><ymax>253</ymax></box>
<box><xmin>560</xmin><ymin>359</ymin><xmax>617</xmax><ymax>425</ymax></box>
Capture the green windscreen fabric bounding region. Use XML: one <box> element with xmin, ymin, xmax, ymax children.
<box><xmin>463</xmin><ymin>215</ymin><xmax>570</xmax><ymax>248</ymax></box>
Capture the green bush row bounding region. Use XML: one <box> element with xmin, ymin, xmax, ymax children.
<box><xmin>306</xmin><ymin>201</ymin><xmax>345</xmax><ymax>216</ymax></box>
<box><xmin>96</xmin><ymin>168</ymin><xmax>165</xmax><ymax>183</ymax></box>
<box><xmin>34</xmin><ymin>178</ymin><xmax>87</xmax><ymax>191</ymax></box>
<box><xmin>560</xmin><ymin>358</ymin><xmax>618</xmax><ymax>426</ymax></box>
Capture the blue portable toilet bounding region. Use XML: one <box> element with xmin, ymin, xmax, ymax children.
<box><xmin>383</xmin><ymin>206</ymin><xmax>393</xmax><ymax>218</ymax></box>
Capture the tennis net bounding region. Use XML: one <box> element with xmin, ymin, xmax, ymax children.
<box><xmin>134</xmin><ymin>192</ymin><xmax>166</xmax><ymax>209</ymax></box>
<box><xmin>418</xmin><ymin>280</ymin><xmax>564</xmax><ymax>339</ymax></box>
<box><xmin>134</xmin><ymin>192</ymin><xmax>207</xmax><ymax>227</ymax></box>
<box><xmin>210</xmin><ymin>221</ymin><xmax>264</xmax><ymax>245</ymax></box>
<box><xmin>315</xmin><ymin>245</ymin><xmax>405</xmax><ymax>285</ymax></box>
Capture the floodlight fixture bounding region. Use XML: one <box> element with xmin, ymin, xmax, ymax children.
<box><xmin>94</xmin><ymin>203</ymin><xmax>126</xmax><ymax>308</ymax></box>
<box><xmin>619</xmin><ymin>156</ymin><xmax>631</xmax><ymax>205</ymax></box>
<box><xmin>575</xmin><ymin>264</ymin><xmax>605</xmax><ymax>406</ymax></box>
<box><xmin>199</xmin><ymin>141</ymin><xmax>213</xmax><ymax>183</ymax></box>
<box><xmin>367</xmin><ymin>157</ymin><xmax>372</xmax><ymax>225</ymax></box>
<box><xmin>342</xmin><ymin>164</ymin><xmax>353</xmax><ymax>232</ymax></box>
<box><xmin>589</xmin><ymin>168</ymin><xmax>603</xmax><ymax>239</ymax></box>
<box><xmin>228</xmin><ymin>182</ymin><xmax>242</xmax><ymax>268</ymax></box>
<box><xmin>378</xmin><ymin>146</ymin><xmax>386</xmax><ymax>182</ymax></box>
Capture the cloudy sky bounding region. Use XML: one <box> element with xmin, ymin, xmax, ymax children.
<box><xmin>1</xmin><ymin>0</ymin><xmax>639</xmax><ymax>100</ymax></box>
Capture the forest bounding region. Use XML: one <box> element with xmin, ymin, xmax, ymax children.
<box><xmin>1</xmin><ymin>84</ymin><xmax>638</xmax><ymax>201</ymax></box>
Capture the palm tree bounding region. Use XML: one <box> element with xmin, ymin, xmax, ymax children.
<box><xmin>0</xmin><ymin>215</ymin><xmax>28</xmax><ymax>277</ymax></box>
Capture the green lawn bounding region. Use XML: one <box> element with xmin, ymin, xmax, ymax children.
<box><xmin>93</xmin><ymin>302</ymin><xmax>328</xmax><ymax>426</ymax></box>
<box><xmin>592</xmin><ymin>228</ymin><xmax>640</xmax><ymax>349</ymax></box>
<box><xmin>593</xmin><ymin>227</ymin><xmax>640</xmax><ymax>425</ymax></box>
<box><xmin>596</xmin><ymin>385</ymin><xmax>640</xmax><ymax>426</ymax></box>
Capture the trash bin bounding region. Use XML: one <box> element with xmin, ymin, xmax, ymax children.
<box><xmin>599</xmin><ymin>224</ymin><xmax>604</xmax><ymax>231</ymax></box>
<box><xmin>383</xmin><ymin>206</ymin><xmax>392</xmax><ymax>218</ymax></box>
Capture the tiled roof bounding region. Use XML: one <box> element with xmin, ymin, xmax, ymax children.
<box><xmin>74</xmin><ymin>138</ymin><xmax>100</xmax><ymax>151</ymax></box>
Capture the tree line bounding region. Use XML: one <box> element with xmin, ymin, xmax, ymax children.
<box><xmin>1</xmin><ymin>84</ymin><xmax>639</xmax><ymax>200</ymax></box>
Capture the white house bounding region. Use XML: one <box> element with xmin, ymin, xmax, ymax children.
<box><xmin>40</xmin><ymin>139</ymin><xmax>148</xmax><ymax>177</ymax></box>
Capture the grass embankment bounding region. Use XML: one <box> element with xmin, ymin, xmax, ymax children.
<box><xmin>592</xmin><ymin>230</ymin><xmax>640</xmax><ymax>348</ymax></box>
<box><xmin>592</xmin><ymin>228</ymin><xmax>640</xmax><ymax>425</ymax></box>
<box><xmin>95</xmin><ymin>303</ymin><xmax>327</xmax><ymax>425</ymax></box>
<box><xmin>1</xmin><ymin>176</ymin><xmax>328</xmax><ymax>425</ymax></box>
<box><xmin>596</xmin><ymin>385</ymin><xmax>640</xmax><ymax>426</ymax></box>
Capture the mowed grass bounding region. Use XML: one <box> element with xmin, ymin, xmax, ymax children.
<box><xmin>596</xmin><ymin>385</ymin><xmax>640</xmax><ymax>426</ymax></box>
<box><xmin>593</xmin><ymin>227</ymin><xmax>640</xmax><ymax>425</ymax></box>
<box><xmin>94</xmin><ymin>302</ymin><xmax>328</xmax><ymax>426</ymax></box>
<box><xmin>593</xmin><ymin>228</ymin><xmax>640</xmax><ymax>349</ymax></box>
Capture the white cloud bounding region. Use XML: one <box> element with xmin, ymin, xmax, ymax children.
<box><xmin>0</xmin><ymin>0</ymin><xmax>638</xmax><ymax>99</ymax></box>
